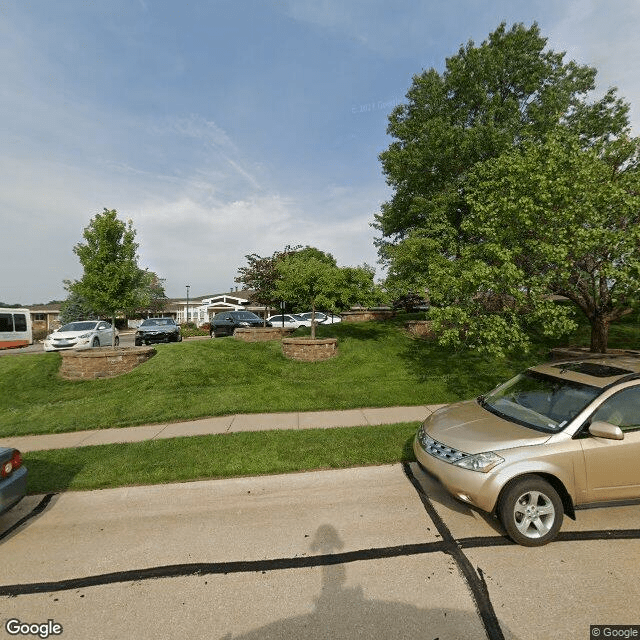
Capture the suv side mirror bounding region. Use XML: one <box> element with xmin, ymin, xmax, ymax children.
<box><xmin>589</xmin><ymin>421</ymin><xmax>624</xmax><ymax>441</ymax></box>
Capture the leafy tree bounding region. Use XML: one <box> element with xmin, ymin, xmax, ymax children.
<box><xmin>58</xmin><ymin>286</ymin><xmax>98</xmax><ymax>324</ymax></box>
<box><xmin>135</xmin><ymin>271</ymin><xmax>168</xmax><ymax>317</ymax></box>
<box><xmin>235</xmin><ymin>245</ymin><xmax>302</xmax><ymax>323</ymax></box>
<box><xmin>376</xmin><ymin>21</ymin><xmax>636</xmax><ymax>354</ymax></box>
<box><xmin>67</xmin><ymin>208</ymin><xmax>148</xmax><ymax>346</ymax></box>
<box><xmin>429</xmin><ymin>131</ymin><xmax>640</xmax><ymax>355</ymax></box>
<box><xmin>273</xmin><ymin>250</ymin><xmax>378</xmax><ymax>339</ymax></box>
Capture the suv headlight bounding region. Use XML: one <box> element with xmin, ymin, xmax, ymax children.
<box><xmin>453</xmin><ymin>452</ymin><xmax>504</xmax><ymax>473</ymax></box>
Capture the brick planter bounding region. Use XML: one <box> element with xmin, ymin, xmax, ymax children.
<box><xmin>341</xmin><ymin>309</ymin><xmax>396</xmax><ymax>323</ymax></box>
<box><xmin>59</xmin><ymin>346</ymin><xmax>156</xmax><ymax>380</ymax></box>
<box><xmin>282</xmin><ymin>337</ymin><xmax>338</xmax><ymax>362</ymax></box>
<box><xmin>234</xmin><ymin>327</ymin><xmax>294</xmax><ymax>342</ymax></box>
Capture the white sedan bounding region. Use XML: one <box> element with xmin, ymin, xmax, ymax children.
<box><xmin>299</xmin><ymin>311</ymin><xmax>342</xmax><ymax>324</ymax></box>
<box><xmin>44</xmin><ymin>321</ymin><xmax>119</xmax><ymax>351</ymax></box>
<box><xmin>265</xmin><ymin>314</ymin><xmax>312</xmax><ymax>329</ymax></box>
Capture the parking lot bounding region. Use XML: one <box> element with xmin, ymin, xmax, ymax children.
<box><xmin>1</xmin><ymin>463</ymin><xmax>638</xmax><ymax>640</ymax></box>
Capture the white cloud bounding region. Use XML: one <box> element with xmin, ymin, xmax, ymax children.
<box><xmin>131</xmin><ymin>181</ymin><xmax>385</xmax><ymax>298</ymax></box>
<box><xmin>547</xmin><ymin>0</ymin><xmax>640</xmax><ymax>131</ymax></box>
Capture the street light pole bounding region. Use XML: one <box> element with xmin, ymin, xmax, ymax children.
<box><xmin>186</xmin><ymin>285</ymin><xmax>190</xmax><ymax>325</ymax></box>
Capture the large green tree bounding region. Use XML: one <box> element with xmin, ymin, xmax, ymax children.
<box><xmin>67</xmin><ymin>208</ymin><xmax>149</xmax><ymax>346</ymax></box>
<box><xmin>234</xmin><ymin>245</ymin><xmax>303</xmax><ymax>323</ymax></box>
<box><xmin>431</xmin><ymin>131</ymin><xmax>640</xmax><ymax>356</ymax></box>
<box><xmin>272</xmin><ymin>248</ymin><xmax>379</xmax><ymax>339</ymax></box>
<box><xmin>376</xmin><ymin>22</ymin><xmax>635</xmax><ymax>354</ymax></box>
<box><xmin>134</xmin><ymin>271</ymin><xmax>168</xmax><ymax>317</ymax></box>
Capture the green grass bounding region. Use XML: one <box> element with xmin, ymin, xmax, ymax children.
<box><xmin>2</xmin><ymin>315</ymin><xmax>638</xmax><ymax>439</ymax></box>
<box><xmin>0</xmin><ymin>321</ymin><xmax>540</xmax><ymax>438</ymax></box>
<box><xmin>12</xmin><ymin>314</ymin><xmax>640</xmax><ymax>494</ymax></box>
<box><xmin>23</xmin><ymin>423</ymin><xmax>419</xmax><ymax>494</ymax></box>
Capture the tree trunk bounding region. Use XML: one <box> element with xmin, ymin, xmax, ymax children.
<box><xmin>311</xmin><ymin>306</ymin><xmax>316</xmax><ymax>340</ymax></box>
<box><xmin>590</xmin><ymin>315</ymin><xmax>609</xmax><ymax>353</ymax></box>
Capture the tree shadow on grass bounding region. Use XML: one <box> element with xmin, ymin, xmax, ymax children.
<box><xmin>400</xmin><ymin>338</ymin><xmax>527</xmax><ymax>400</ymax></box>
<box><xmin>23</xmin><ymin>455</ymin><xmax>84</xmax><ymax>494</ymax></box>
<box><xmin>313</xmin><ymin>323</ymin><xmax>391</xmax><ymax>342</ymax></box>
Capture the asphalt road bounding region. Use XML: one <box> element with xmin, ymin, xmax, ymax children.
<box><xmin>1</xmin><ymin>463</ymin><xmax>638</xmax><ymax>640</ymax></box>
<box><xmin>0</xmin><ymin>332</ymin><xmax>136</xmax><ymax>356</ymax></box>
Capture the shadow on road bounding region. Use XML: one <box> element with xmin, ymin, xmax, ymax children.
<box><xmin>0</xmin><ymin>492</ymin><xmax>58</xmax><ymax>545</ymax></box>
<box><xmin>219</xmin><ymin>524</ymin><xmax>517</xmax><ymax>640</ymax></box>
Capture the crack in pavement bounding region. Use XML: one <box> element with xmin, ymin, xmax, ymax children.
<box><xmin>1</xmin><ymin>473</ymin><xmax>638</xmax><ymax>628</ymax></box>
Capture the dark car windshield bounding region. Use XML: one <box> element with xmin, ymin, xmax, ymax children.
<box><xmin>59</xmin><ymin>322</ymin><xmax>99</xmax><ymax>332</ymax></box>
<box><xmin>230</xmin><ymin>312</ymin><xmax>260</xmax><ymax>320</ymax></box>
<box><xmin>140</xmin><ymin>318</ymin><xmax>174</xmax><ymax>326</ymax></box>
<box><xmin>481</xmin><ymin>371</ymin><xmax>600</xmax><ymax>433</ymax></box>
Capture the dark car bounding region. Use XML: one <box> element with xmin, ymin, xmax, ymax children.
<box><xmin>210</xmin><ymin>311</ymin><xmax>270</xmax><ymax>337</ymax></box>
<box><xmin>135</xmin><ymin>318</ymin><xmax>183</xmax><ymax>345</ymax></box>
<box><xmin>0</xmin><ymin>448</ymin><xmax>27</xmax><ymax>516</ymax></box>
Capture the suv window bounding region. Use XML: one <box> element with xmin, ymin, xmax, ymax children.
<box><xmin>591</xmin><ymin>386</ymin><xmax>640</xmax><ymax>432</ymax></box>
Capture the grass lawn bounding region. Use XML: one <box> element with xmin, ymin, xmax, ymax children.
<box><xmin>23</xmin><ymin>422</ymin><xmax>419</xmax><ymax>494</ymax></box>
<box><xmin>2</xmin><ymin>314</ymin><xmax>639</xmax><ymax>440</ymax></box>
<box><xmin>0</xmin><ymin>318</ymin><xmax>544</xmax><ymax>438</ymax></box>
<box><xmin>9</xmin><ymin>313</ymin><xmax>640</xmax><ymax>494</ymax></box>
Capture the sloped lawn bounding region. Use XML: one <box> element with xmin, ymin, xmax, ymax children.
<box><xmin>2</xmin><ymin>315</ymin><xmax>635</xmax><ymax>438</ymax></box>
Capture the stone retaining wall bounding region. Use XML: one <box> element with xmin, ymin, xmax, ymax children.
<box><xmin>282</xmin><ymin>337</ymin><xmax>338</xmax><ymax>361</ymax></box>
<box><xmin>341</xmin><ymin>309</ymin><xmax>396</xmax><ymax>323</ymax></box>
<box><xmin>59</xmin><ymin>347</ymin><xmax>156</xmax><ymax>380</ymax></box>
<box><xmin>234</xmin><ymin>327</ymin><xmax>294</xmax><ymax>342</ymax></box>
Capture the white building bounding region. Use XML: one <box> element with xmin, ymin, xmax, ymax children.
<box><xmin>175</xmin><ymin>290</ymin><xmax>268</xmax><ymax>326</ymax></box>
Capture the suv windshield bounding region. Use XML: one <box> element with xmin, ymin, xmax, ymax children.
<box><xmin>482</xmin><ymin>371</ymin><xmax>600</xmax><ymax>433</ymax></box>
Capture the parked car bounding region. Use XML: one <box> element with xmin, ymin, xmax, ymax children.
<box><xmin>298</xmin><ymin>311</ymin><xmax>342</xmax><ymax>324</ymax></box>
<box><xmin>135</xmin><ymin>318</ymin><xmax>182</xmax><ymax>345</ymax></box>
<box><xmin>0</xmin><ymin>447</ymin><xmax>27</xmax><ymax>516</ymax></box>
<box><xmin>44</xmin><ymin>321</ymin><xmax>119</xmax><ymax>351</ymax></box>
<box><xmin>210</xmin><ymin>311</ymin><xmax>269</xmax><ymax>337</ymax></box>
<box><xmin>265</xmin><ymin>314</ymin><xmax>312</xmax><ymax>329</ymax></box>
<box><xmin>414</xmin><ymin>357</ymin><xmax>640</xmax><ymax>546</ymax></box>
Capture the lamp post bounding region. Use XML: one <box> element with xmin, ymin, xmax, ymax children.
<box><xmin>186</xmin><ymin>285</ymin><xmax>190</xmax><ymax>325</ymax></box>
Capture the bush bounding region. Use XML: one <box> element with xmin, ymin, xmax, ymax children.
<box><xmin>181</xmin><ymin>322</ymin><xmax>210</xmax><ymax>338</ymax></box>
<box><xmin>32</xmin><ymin>328</ymin><xmax>49</xmax><ymax>342</ymax></box>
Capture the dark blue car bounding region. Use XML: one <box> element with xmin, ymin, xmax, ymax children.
<box><xmin>0</xmin><ymin>448</ymin><xmax>27</xmax><ymax>515</ymax></box>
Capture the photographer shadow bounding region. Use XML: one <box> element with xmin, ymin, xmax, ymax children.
<box><xmin>219</xmin><ymin>524</ymin><xmax>518</xmax><ymax>640</ymax></box>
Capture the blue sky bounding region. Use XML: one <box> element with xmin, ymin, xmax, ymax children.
<box><xmin>2</xmin><ymin>0</ymin><xmax>639</xmax><ymax>303</ymax></box>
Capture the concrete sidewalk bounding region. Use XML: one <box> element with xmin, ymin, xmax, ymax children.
<box><xmin>0</xmin><ymin>405</ymin><xmax>442</xmax><ymax>453</ymax></box>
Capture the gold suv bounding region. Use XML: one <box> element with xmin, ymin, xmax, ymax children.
<box><xmin>414</xmin><ymin>357</ymin><xmax>640</xmax><ymax>546</ymax></box>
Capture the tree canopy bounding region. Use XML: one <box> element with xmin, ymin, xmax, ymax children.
<box><xmin>234</xmin><ymin>245</ymin><xmax>304</xmax><ymax>321</ymax></box>
<box><xmin>273</xmin><ymin>249</ymin><xmax>378</xmax><ymax>338</ymax></box>
<box><xmin>237</xmin><ymin>246</ymin><xmax>379</xmax><ymax>339</ymax></box>
<box><xmin>66</xmin><ymin>209</ymin><xmax>159</xmax><ymax>344</ymax></box>
<box><xmin>376</xmin><ymin>22</ymin><xmax>638</xmax><ymax>354</ymax></box>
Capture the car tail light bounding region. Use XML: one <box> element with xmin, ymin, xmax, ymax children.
<box><xmin>1</xmin><ymin>450</ymin><xmax>21</xmax><ymax>478</ymax></box>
